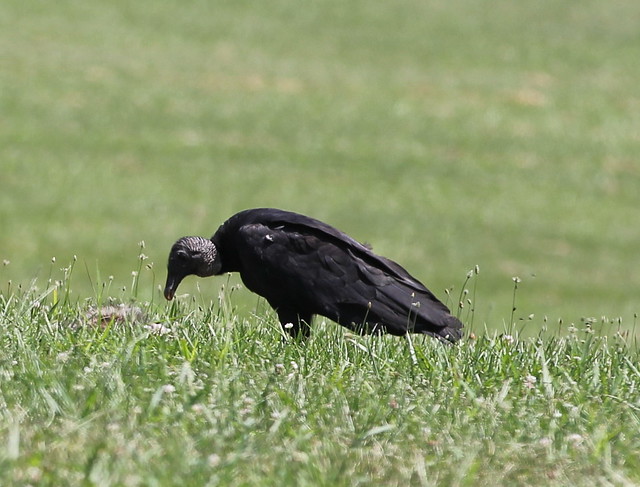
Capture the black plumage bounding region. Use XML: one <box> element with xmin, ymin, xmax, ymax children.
<box><xmin>164</xmin><ymin>208</ymin><xmax>463</xmax><ymax>342</ymax></box>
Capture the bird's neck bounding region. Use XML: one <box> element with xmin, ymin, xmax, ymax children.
<box><xmin>194</xmin><ymin>238</ymin><xmax>220</xmax><ymax>277</ymax></box>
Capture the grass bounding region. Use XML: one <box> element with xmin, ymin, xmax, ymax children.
<box><xmin>1</xmin><ymin>0</ymin><xmax>639</xmax><ymax>326</ymax></box>
<box><xmin>2</xmin><ymin>273</ymin><xmax>640</xmax><ymax>486</ymax></box>
<box><xmin>1</xmin><ymin>0</ymin><xmax>640</xmax><ymax>484</ymax></box>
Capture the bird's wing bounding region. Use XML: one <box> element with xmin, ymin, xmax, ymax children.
<box><xmin>226</xmin><ymin>208</ymin><xmax>439</xmax><ymax>292</ymax></box>
<box><xmin>233</xmin><ymin>223</ymin><xmax>368</xmax><ymax>303</ymax></box>
<box><xmin>233</xmin><ymin>221</ymin><xmax>456</xmax><ymax>335</ymax></box>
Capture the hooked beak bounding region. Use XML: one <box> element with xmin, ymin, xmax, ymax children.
<box><xmin>164</xmin><ymin>274</ymin><xmax>183</xmax><ymax>300</ymax></box>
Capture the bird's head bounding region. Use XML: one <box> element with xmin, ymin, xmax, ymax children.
<box><xmin>164</xmin><ymin>236</ymin><xmax>221</xmax><ymax>300</ymax></box>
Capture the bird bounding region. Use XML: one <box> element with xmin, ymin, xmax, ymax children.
<box><xmin>164</xmin><ymin>208</ymin><xmax>463</xmax><ymax>343</ymax></box>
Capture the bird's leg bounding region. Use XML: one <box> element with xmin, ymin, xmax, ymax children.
<box><xmin>277</xmin><ymin>309</ymin><xmax>312</xmax><ymax>339</ymax></box>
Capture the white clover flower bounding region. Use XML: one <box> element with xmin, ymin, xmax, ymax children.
<box><xmin>567</xmin><ymin>433</ymin><xmax>583</xmax><ymax>446</ymax></box>
<box><xmin>242</xmin><ymin>396</ymin><xmax>255</xmax><ymax>406</ymax></box>
<box><xmin>56</xmin><ymin>352</ymin><xmax>71</xmax><ymax>362</ymax></box>
<box><xmin>523</xmin><ymin>375</ymin><xmax>537</xmax><ymax>389</ymax></box>
<box><xmin>208</xmin><ymin>454</ymin><xmax>221</xmax><ymax>467</ymax></box>
<box><xmin>191</xmin><ymin>404</ymin><xmax>205</xmax><ymax>414</ymax></box>
<box><xmin>284</xmin><ymin>322</ymin><xmax>294</xmax><ymax>330</ymax></box>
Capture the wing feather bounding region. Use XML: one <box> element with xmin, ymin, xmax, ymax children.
<box><xmin>216</xmin><ymin>209</ymin><xmax>461</xmax><ymax>340</ymax></box>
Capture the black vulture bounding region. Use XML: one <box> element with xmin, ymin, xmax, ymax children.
<box><xmin>164</xmin><ymin>208</ymin><xmax>463</xmax><ymax>343</ymax></box>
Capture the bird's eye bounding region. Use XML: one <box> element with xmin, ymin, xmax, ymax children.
<box><xmin>176</xmin><ymin>249</ymin><xmax>189</xmax><ymax>261</ymax></box>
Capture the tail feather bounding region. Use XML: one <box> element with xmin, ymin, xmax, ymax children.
<box><xmin>422</xmin><ymin>314</ymin><xmax>464</xmax><ymax>343</ymax></box>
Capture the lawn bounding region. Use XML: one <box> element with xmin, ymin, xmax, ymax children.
<box><xmin>2</xmin><ymin>0</ymin><xmax>639</xmax><ymax>325</ymax></box>
<box><xmin>1</xmin><ymin>0</ymin><xmax>640</xmax><ymax>484</ymax></box>
<box><xmin>2</xmin><ymin>285</ymin><xmax>640</xmax><ymax>486</ymax></box>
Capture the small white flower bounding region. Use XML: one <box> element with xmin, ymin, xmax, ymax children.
<box><xmin>56</xmin><ymin>352</ymin><xmax>71</xmax><ymax>362</ymax></box>
<box><xmin>523</xmin><ymin>375</ymin><xmax>537</xmax><ymax>389</ymax></box>
<box><xmin>290</xmin><ymin>361</ymin><xmax>299</xmax><ymax>371</ymax></box>
<box><xmin>208</xmin><ymin>454</ymin><xmax>221</xmax><ymax>467</ymax></box>
<box><xmin>162</xmin><ymin>384</ymin><xmax>176</xmax><ymax>394</ymax></box>
<box><xmin>539</xmin><ymin>437</ymin><xmax>553</xmax><ymax>447</ymax></box>
<box><xmin>567</xmin><ymin>433</ymin><xmax>583</xmax><ymax>446</ymax></box>
<box><xmin>503</xmin><ymin>335</ymin><xmax>515</xmax><ymax>344</ymax></box>
<box><xmin>191</xmin><ymin>404</ymin><xmax>205</xmax><ymax>414</ymax></box>
<box><xmin>284</xmin><ymin>323</ymin><xmax>294</xmax><ymax>330</ymax></box>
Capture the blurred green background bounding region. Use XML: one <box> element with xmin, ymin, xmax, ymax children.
<box><xmin>1</xmin><ymin>0</ymin><xmax>639</xmax><ymax>330</ymax></box>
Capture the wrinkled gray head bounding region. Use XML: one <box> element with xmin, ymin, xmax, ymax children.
<box><xmin>164</xmin><ymin>236</ymin><xmax>220</xmax><ymax>300</ymax></box>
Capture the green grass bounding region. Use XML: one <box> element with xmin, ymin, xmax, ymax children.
<box><xmin>2</xmin><ymin>0</ymin><xmax>640</xmax><ymax>484</ymax></box>
<box><xmin>1</xmin><ymin>0</ymin><xmax>639</xmax><ymax>327</ymax></box>
<box><xmin>1</xmin><ymin>278</ymin><xmax>640</xmax><ymax>486</ymax></box>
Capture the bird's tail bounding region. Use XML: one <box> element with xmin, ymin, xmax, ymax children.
<box><xmin>428</xmin><ymin>314</ymin><xmax>464</xmax><ymax>343</ymax></box>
